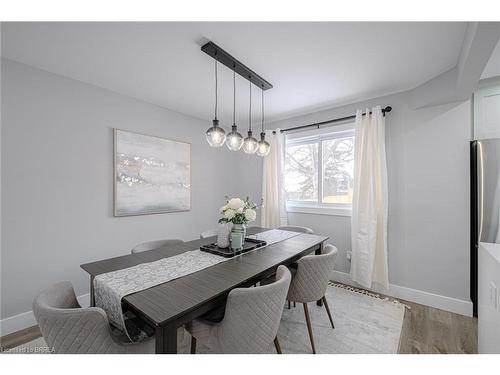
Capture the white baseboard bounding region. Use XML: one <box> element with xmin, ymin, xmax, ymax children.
<box><xmin>0</xmin><ymin>293</ymin><xmax>90</xmax><ymax>337</ymax></box>
<box><xmin>0</xmin><ymin>310</ymin><xmax>36</xmax><ymax>338</ymax></box>
<box><xmin>332</xmin><ymin>271</ymin><xmax>473</xmax><ymax>317</ymax></box>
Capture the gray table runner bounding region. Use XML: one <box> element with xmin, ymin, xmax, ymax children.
<box><xmin>93</xmin><ymin>229</ymin><xmax>301</xmax><ymax>340</ymax></box>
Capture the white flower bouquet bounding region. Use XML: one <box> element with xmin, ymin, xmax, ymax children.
<box><xmin>218</xmin><ymin>196</ymin><xmax>261</xmax><ymax>225</ymax></box>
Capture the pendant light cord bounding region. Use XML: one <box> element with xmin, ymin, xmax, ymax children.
<box><xmin>233</xmin><ymin>67</ymin><xmax>236</xmax><ymax>125</ymax></box>
<box><xmin>248</xmin><ymin>78</ymin><xmax>252</xmax><ymax>132</ymax></box>
<box><xmin>261</xmin><ymin>87</ymin><xmax>264</xmax><ymax>133</ymax></box>
<box><xmin>214</xmin><ymin>59</ymin><xmax>218</xmax><ymax>120</ymax></box>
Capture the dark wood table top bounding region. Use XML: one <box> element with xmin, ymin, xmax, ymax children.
<box><xmin>80</xmin><ymin>227</ymin><xmax>328</xmax><ymax>328</ymax></box>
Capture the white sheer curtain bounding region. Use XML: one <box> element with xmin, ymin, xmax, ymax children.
<box><xmin>261</xmin><ymin>129</ymin><xmax>288</xmax><ymax>228</ymax></box>
<box><xmin>350</xmin><ymin>106</ymin><xmax>389</xmax><ymax>289</ymax></box>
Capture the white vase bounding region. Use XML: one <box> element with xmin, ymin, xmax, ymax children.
<box><xmin>217</xmin><ymin>223</ymin><xmax>230</xmax><ymax>248</ymax></box>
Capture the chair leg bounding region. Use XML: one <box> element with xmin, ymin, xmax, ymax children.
<box><xmin>303</xmin><ymin>303</ymin><xmax>316</xmax><ymax>354</ymax></box>
<box><xmin>190</xmin><ymin>336</ymin><xmax>197</xmax><ymax>354</ymax></box>
<box><xmin>274</xmin><ymin>336</ymin><xmax>282</xmax><ymax>354</ymax></box>
<box><xmin>293</xmin><ymin>301</ymin><xmax>296</xmax><ymax>307</ymax></box>
<box><xmin>322</xmin><ymin>296</ymin><xmax>335</xmax><ymax>329</ymax></box>
<box><xmin>288</xmin><ymin>300</ymin><xmax>291</xmax><ymax>309</ymax></box>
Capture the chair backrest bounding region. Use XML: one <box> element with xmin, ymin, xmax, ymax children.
<box><xmin>200</xmin><ymin>229</ymin><xmax>218</xmax><ymax>239</ymax></box>
<box><xmin>278</xmin><ymin>225</ymin><xmax>314</xmax><ymax>234</ymax></box>
<box><xmin>288</xmin><ymin>244</ymin><xmax>338</xmax><ymax>303</ymax></box>
<box><xmin>217</xmin><ymin>265</ymin><xmax>291</xmax><ymax>353</ymax></box>
<box><xmin>131</xmin><ymin>239</ymin><xmax>184</xmax><ymax>254</ymax></box>
<box><xmin>32</xmin><ymin>282</ymin><xmax>118</xmax><ymax>353</ymax></box>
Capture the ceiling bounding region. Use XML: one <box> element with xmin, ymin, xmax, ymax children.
<box><xmin>481</xmin><ymin>38</ymin><xmax>500</xmax><ymax>79</ymax></box>
<box><xmin>1</xmin><ymin>22</ymin><xmax>468</xmax><ymax>124</ymax></box>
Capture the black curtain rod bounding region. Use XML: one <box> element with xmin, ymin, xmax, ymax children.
<box><xmin>272</xmin><ymin>106</ymin><xmax>392</xmax><ymax>134</ymax></box>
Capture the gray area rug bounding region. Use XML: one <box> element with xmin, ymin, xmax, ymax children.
<box><xmin>6</xmin><ymin>284</ymin><xmax>405</xmax><ymax>354</ymax></box>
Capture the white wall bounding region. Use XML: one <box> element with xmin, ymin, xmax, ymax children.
<box><xmin>0</xmin><ymin>59</ymin><xmax>262</xmax><ymax>327</ymax></box>
<box><xmin>0</xmin><ymin>30</ymin><xmax>3</xmax><ymax>326</ymax></box>
<box><xmin>272</xmin><ymin>92</ymin><xmax>473</xmax><ymax>315</ymax></box>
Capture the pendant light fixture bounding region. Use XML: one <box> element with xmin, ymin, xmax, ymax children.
<box><xmin>256</xmin><ymin>87</ymin><xmax>271</xmax><ymax>157</ymax></box>
<box><xmin>242</xmin><ymin>78</ymin><xmax>258</xmax><ymax>154</ymax></box>
<box><xmin>205</xmin><ymin>59</ymin><xmax>226</xmax><ymax>147</ymax></box>
<box><xmin>226</xmin><ymin>66</ymin><xmax>244</xmax><ymax>151</ymax></box>
<box><xmin>201</xmin><ymin>41</ymin><xmax>273</xmax><ymax>154</ymax></box>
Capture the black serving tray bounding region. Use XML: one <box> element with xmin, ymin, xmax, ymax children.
<box><xmin>200</xmin><ymin>238</ymin><xmax>267</xmax><ymax>258</ymax></box>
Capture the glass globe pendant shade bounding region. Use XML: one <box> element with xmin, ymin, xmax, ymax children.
<box><xmin>205</xmin><ymin>119</ymin><xmax>226</xmax><ymax>147</ymax></box>
<box><xmin>242</xmin><ymin>130</ymin><xmax>258</xmax><ymax>154</ymax></box>
<box><xmin>226</xmin><ymin>124</ymin><xmax>244</xmax><ymax>151</ymax></box>
<box><xmin>256</xmin><ymin>132</ymin><xmax>271</xmax><ymax>156</ymax></box>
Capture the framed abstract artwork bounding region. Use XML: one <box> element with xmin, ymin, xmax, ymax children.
<box><xmin>114</xmin><ymin>129</ymin><xmax>191</xmax><ymax>216</ymax></box>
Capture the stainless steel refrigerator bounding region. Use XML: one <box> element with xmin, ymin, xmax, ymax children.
<box><xmin>471</xmin><ymin>138</ymin><xmax>500</xmax><ymax>317</ymax></box>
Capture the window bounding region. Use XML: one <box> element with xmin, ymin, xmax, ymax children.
<box><xmin>284</xmin><ymin>124</ymin><xmax>354</xmax><ymax>216</ymax></box>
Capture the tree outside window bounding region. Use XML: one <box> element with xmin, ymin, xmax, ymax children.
<box><xmin>322</xmin><ymin>137</ymin><xmax>354</xmax><ymax>204</ymax></box>
<box><xmin>284</xmin><ymin>128</ymin><xmax>355</xmax><ymax>208</ymax></box>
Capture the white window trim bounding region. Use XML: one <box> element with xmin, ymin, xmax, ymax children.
<box><xmin>286</xmin><ymin>203</ymin><xmax>352</xmax><ymax>217</ymax></box>
<box><xmin>285</xmin><ymin>123</ymin><xmax>355</xmax><ymax>217</ymax></box>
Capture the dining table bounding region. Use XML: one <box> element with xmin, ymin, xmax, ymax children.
<box><xmin>80</xmin><ymin>226</ymin><xmax>329</xmax><ymax>353</ymax></box>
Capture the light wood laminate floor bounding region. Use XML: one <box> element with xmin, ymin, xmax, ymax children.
<box><xmin>398</xmin><ymin>299</ymin><xmax>477</xmax><ymax>354</ymax></box>
<box><xmin>1</xmin><ymin>325</ymin><xmax>41</xmax><ymax>351</ymax></box>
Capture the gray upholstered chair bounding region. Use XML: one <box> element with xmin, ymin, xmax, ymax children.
<box><xmin>277</xmin><ymin>225</ymin><xmax>313</xmax><ymax>307</ymax></box>
<box><xmin>287</xmin><ymin>244</ymin><xmax>337</xmax><ymax>353</ymax></box>
<box><xmin>131</xmin><ymin>239</ymin><xmax>184</xmax><ymax>254</ymax></box>
<box><xmin>33</xmin><ymin>282</ymin><xmax>154</xmax><ymax>354</ymax></box>
<box><xmin>186</xmin><ymin>265</ymin><xmax>291</xmax><ymax>354</ymax></box>
<box><xmin>278</xmin><ymin>225</ymin><xmax>314</xmax><ymax>234</ymax></box>
<box><xmin>200</xmin><ymin>229</ymin><xmax>218</xmax><ymax>239</ymax></box>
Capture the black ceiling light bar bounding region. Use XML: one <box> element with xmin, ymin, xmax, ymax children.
<box><xmin>201</xmin><ymin>41</ymin><xmax>273</xmax><ymax>91</ymax></box>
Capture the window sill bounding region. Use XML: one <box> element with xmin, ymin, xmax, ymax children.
<box><xmin>286</xmin><ymin>204</ymin><xmax>352</xmax><ymax>217</ymax></box>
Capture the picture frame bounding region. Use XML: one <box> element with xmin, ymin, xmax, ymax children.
<box><xmin>113</xmin><ymin>129</ymin><xmax>191</xmax><ymax>216</ymax></box>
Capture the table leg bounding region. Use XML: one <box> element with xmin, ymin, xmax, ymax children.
<box><xmin>315</xmin><ymin>244</ymin><xmax>323</xmax><ymax>307</ymax></box>
<box><xmin>155</xmin><ymin>325</ymin><xmax>178</xmax><ymax>354</ymax></box>
<box><xmin>90</xmin><ymin>276</ymin><xmax>95</xmax><ymax>307</ymax></box>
